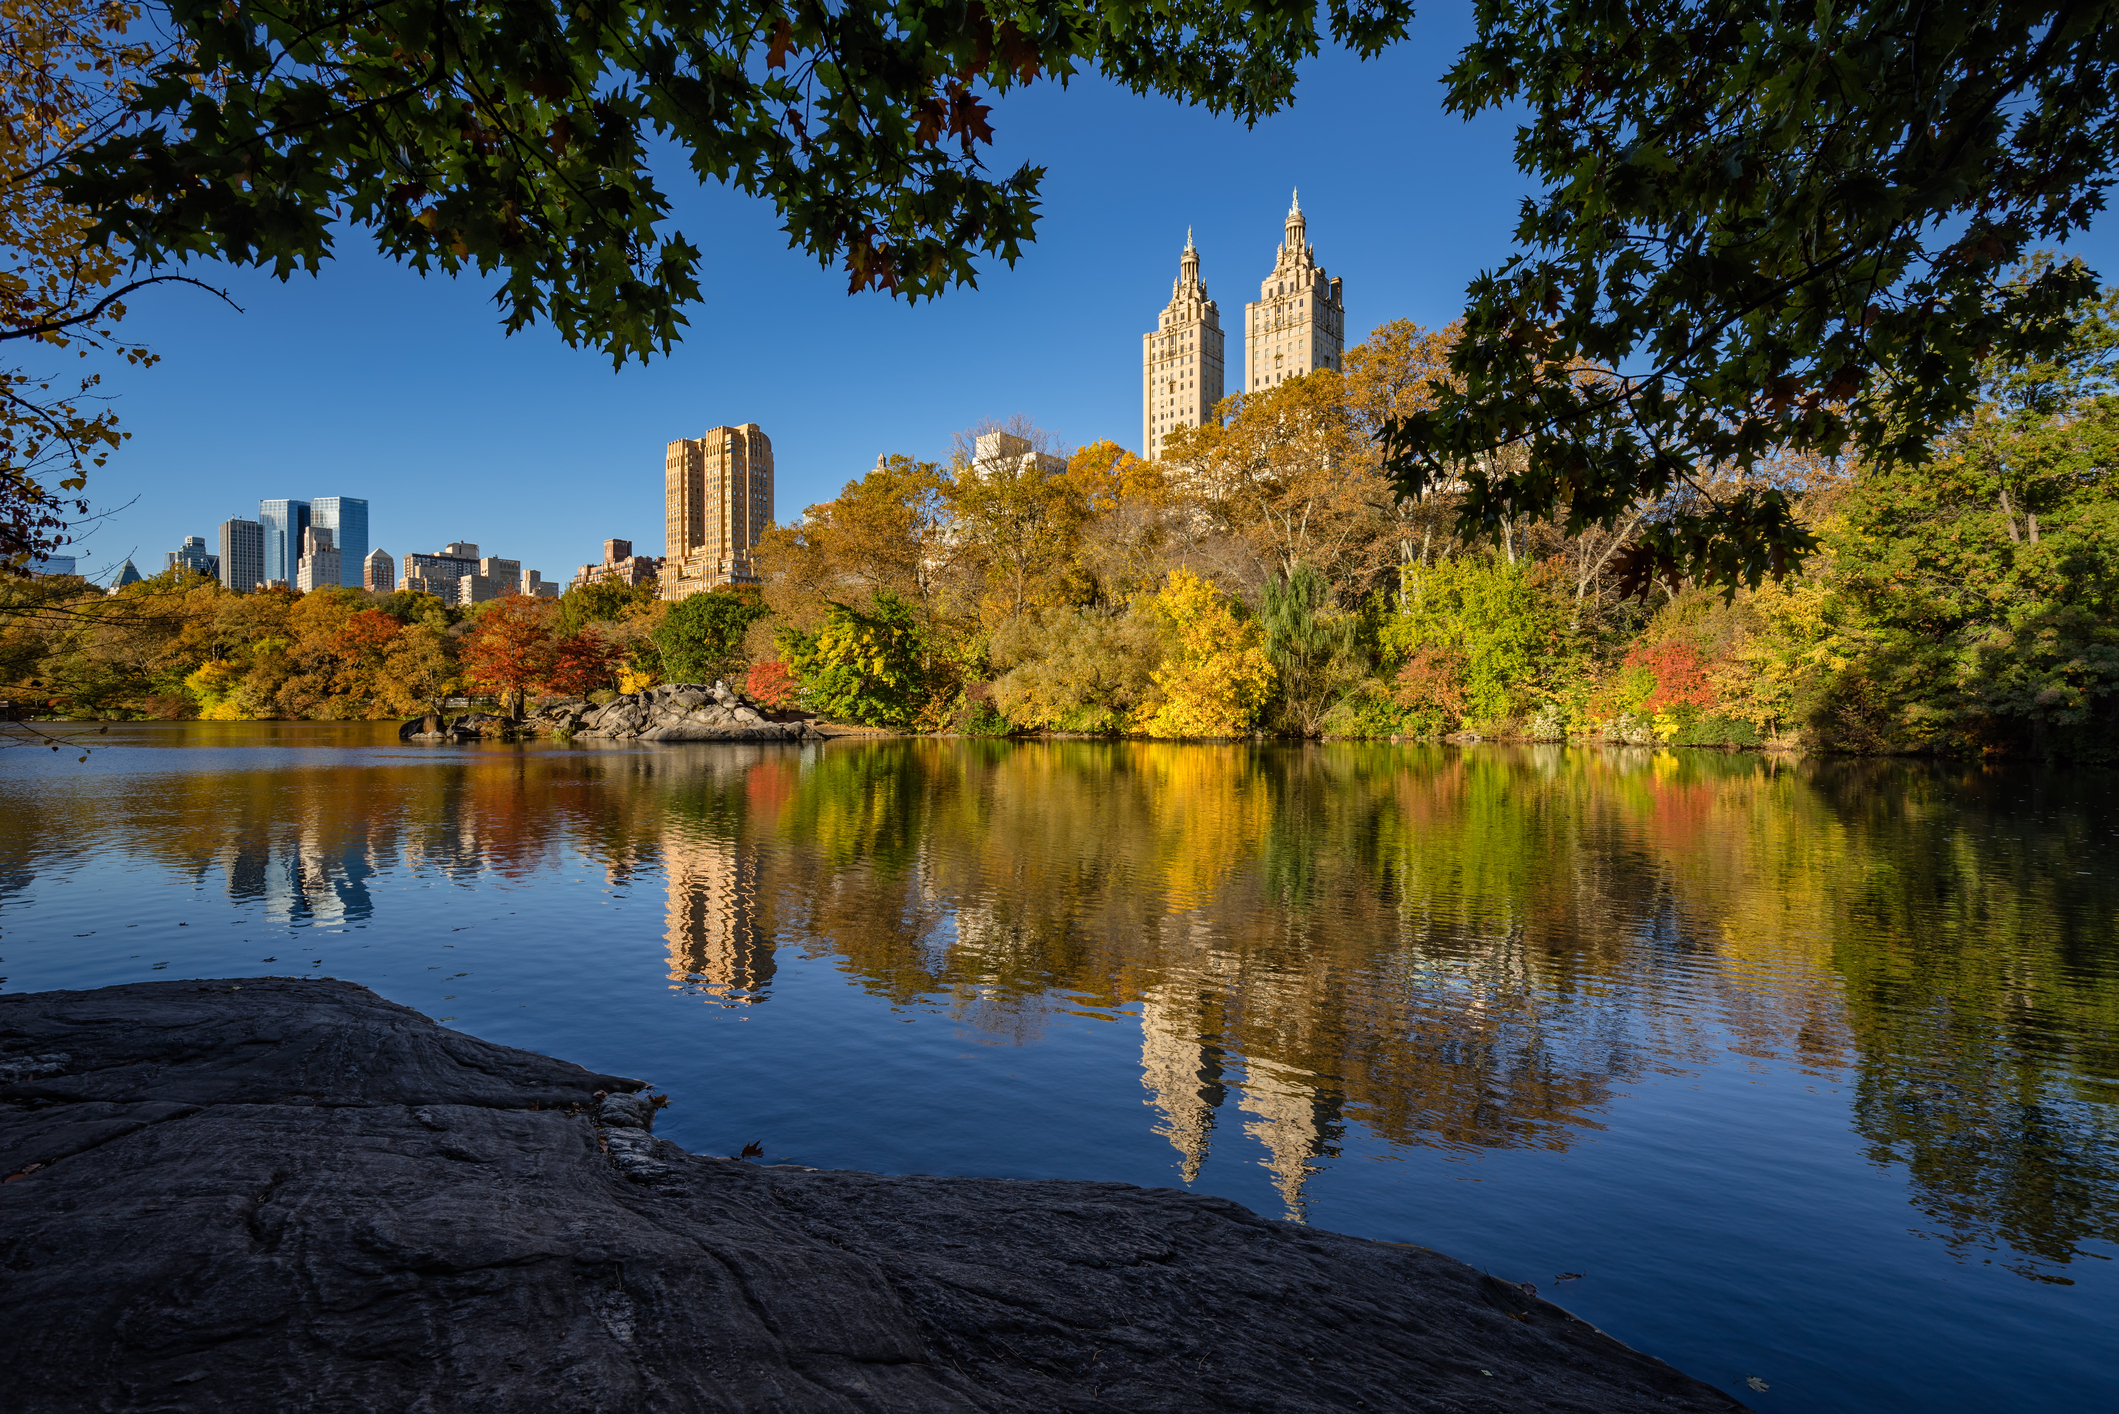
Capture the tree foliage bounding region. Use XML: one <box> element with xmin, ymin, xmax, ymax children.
<box><xmin>656</xmin><ymin>585</ymin><xmax>767</xmax><ymax>684</ymax></box>
<box><xmin>61</xmin><ymin>0</ymin><xmax>1415</xmax><ymax>364</ymax></box>
<box><xmin>1385</xmin><ymin>0</ymin><xmax>2119</xmax><ymax>591</ymax></box>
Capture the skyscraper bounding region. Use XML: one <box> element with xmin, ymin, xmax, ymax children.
<box><xmin>662</xmin><ymin>424</ymin><xmax>773</xmax><ymax>601</ymax></box>
<box><xmin>164</xmin><ymin>535</ymin><xmax>218</xmax><ymax>578</ymax></box>
<box><xmin>363</xmin><ymin>548</ymin><xmax>394</xmax><ymax>593</ymax></box>
<box><xmin>218</xmin><ymin>517</ymin><xmax>263</xmax><ymax>592</ymax></box>
<box><xmin>258</xmin><ymin>498</ymin><xmax>310</xmax><ymax>585</ymax></box>
<box><xmin>309</xmin><ymin>497</ymin><xmax>369</xmax><ymax>588</ymax></box>
<box><xmin>1243</xmin><ymin>191</ymin><xmax>1344</xmax><ymax>393</ymax></box>
<box><xmin>1142</xmin><ymin>229</ymin><xmax>1226</xmax><ymax>460</ymax></box>
<box><xmin>295</xmin><ymin>525</ymin><xmax>341</xmax><ymax>592</ymax></box>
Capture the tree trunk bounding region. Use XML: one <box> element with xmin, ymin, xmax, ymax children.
<box><xmin>2000</xmin><ymin>487</ymin><xmax>2022</xmax><ymax>543</ymax></box>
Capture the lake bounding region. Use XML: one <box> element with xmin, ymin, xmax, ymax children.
<box><xmin>2</xmin><ymin>724</ymin><xmax>2114</xmax><ymax>1411</ymax></box>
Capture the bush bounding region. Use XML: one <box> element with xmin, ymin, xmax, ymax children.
<box><xmin>656</xmin><ymin>587</ymin><xmax>767</xmax><ymax>684</ymax></box>
<box><xmin>1671</xmin><ymin>714</ymin><xmax>1763</xmax><ymax>747</ymax></box>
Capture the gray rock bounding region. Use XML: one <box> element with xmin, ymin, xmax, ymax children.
<box><xmin>0</xmin><ymin>979</ymin><xmax>1748</xmax><ymax>1414</ymax></box>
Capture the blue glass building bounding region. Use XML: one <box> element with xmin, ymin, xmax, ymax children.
<box><xmin>310</xmin><ymin>497</ymin><xmax>369</xmax><ymax>588</ymax></box>
<box><xmin>258</xmin><ymin>498</ymin><xmax>310</xmax><ymax>585</ymax></box>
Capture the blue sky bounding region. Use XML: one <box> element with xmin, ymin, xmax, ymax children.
<box><xmin>65</xmin><ymin>6</ymin><xmax>2119</xmax><ymax>586</ymax></box>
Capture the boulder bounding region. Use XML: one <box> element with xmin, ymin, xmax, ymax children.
<box><xmin>0</xmin><ymin>980</ymin><xmax>1748</xmax><ymax>1414</ymax></box>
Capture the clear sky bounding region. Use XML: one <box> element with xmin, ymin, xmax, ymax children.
<box><xmin>63</xmin><ymin>4</ymin><xmax>2119</xmax><ymax>586</ymax></box>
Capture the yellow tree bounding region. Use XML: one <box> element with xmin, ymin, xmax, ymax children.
<box><xmin>756</xmin><ymin>454</ymin><xmax>954</xmax><ymax>632</ymax></box>
<box><xmin>0</xmin><ymin>1</ymin><xmax>180</xmax><ymax>571</ymax></box>
<box><xmin>1136</xmin><ymin>568</ymin><xmax>1275</xmax><ymax>738</ymax></box>
<box><xmin>1161</xmin><ymin>370</ymin><xmax>1393</xmax><ymax>600</ymax></box>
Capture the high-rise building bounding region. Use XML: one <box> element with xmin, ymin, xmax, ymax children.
<box><xmin>309</xmin><ymin>497</ymin><xmax>368</xmax><ymax>588</ymax></box>
<box><xmin>1142</xmin><ymin>229</ymin><xmax>1227</xmax><ymax>460</ymax></box>
<box><xmin>218</xmin><ymin>517</ymin><xmax>263</xmax><ymax>592</ymax></box>
<box><xmin>164</xmin><ymin>535</ymin><xmax>218</xmax><ymax>578</ymax></box>
<box><xmin>363</xmin><ymin>548</ymin><xmax>394</xmax><ymax>593</ymax></box>
<box><xmin>1243</xmin><ymin>191</ymin><xmax>1343</xmax><ymax>393</ymax></box>
<box><xmin>295</xmin><ymin>525</ymin><xmax>341</xmax><ymax>593</ymax></box>
<box><xmin>27</xmin><ymin>554</ymin><xmax>75</xmax><ymax>576</ymax></box>
<box><xmin>574</xmin><ymin>537</ymin><xmax>661</xmax><ymax>589</ymax></box>
<box><xmin>478</xmin><ymin>556</ymin><xmax>521</xmax><ymax>591</ymax></box>
<box><xmin>662</xmin><ymin>424</ymin><xmax>773</xmax><ymax>601</ymax></box>
<box><xmin>258</xmin><ymin>499</ymin><xmax>310</xmax><ymax>585</ymax></box>
<box><xmin>109</xmin><ymin>558</ymin><xmax>142</xmax><ymax>591</ymax></box>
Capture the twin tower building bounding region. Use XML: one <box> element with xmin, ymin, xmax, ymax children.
<box><xmin>1142</xmin><ymin>191</ymin><xmax>1345</xmax><ymax>460</ymax></box>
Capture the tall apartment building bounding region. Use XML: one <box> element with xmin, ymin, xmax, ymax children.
<box><xmin>968</xmin><ymin>431</ymin><xmax>1068</xmax><ymax>479</ymax></box>
<box><xmin>1142</xmin><ymin>230</ymin><xmax>1226</xmax><ymax>461</ymax></box>
<box><xmin>309</xmin><ymin>497</ymin><xmax>368</xmax><ymax>588</ymax></box>
<box><xmin>295</xmin><ymin>525</ymin><xmax>341</xmax><ymax>592</ymax></box>
<box><xmin>1243</xmin><ymin>191</ymin><xmax>1343</xmax><ymax>393</ymax></box>
<box><xmin>165</xmin><ymin>535</ymin><xmax>219</xmax><ymax>578</ymax></box>
<box><xmin>218</xmin><ymin>517</ymin><xmax>263</xmax><ymax>593</ymax></box>
<box><xmin>363</xmin><ymin>548</ymin><xmax>394</xmax><ymax>593</ymax></box>
<box><xmin>574</xmin><ymin>537</ymin><xmax>661</xmax><ymax>589</ymax></box>
<box><xmin>663</xmin><ymin>424</ymin><xmax>773</xmax><ymax>601</ymax></box>
<box><xmin>258</xmin><ymin>499</ymin><xmax>310</xmax><ymax>585</ymax></box>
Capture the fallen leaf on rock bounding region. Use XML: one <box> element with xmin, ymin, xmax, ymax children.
<box><xmin>1747</xmin><ymin>1376</ymin><xmax>1770</xmax><ymax>1392</ymax></box>
<box><xmin>1520</xmin><ymin>1282</ymin><xmax>1537</xmax><ymax>1297</ymax></box>
<box><xmin>739</xmin><ymin>1141</ymin><xmax>764</xmax><ymax>1159</ymax></box>
<box><xmin>5</xmin><ymin>1162</ymin><xmax>44</xmax><ymax>1183</ymax></box>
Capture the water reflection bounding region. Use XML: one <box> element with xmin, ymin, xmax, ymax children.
<box><xmin>3</xmin><ymin>732</ymin><xmax>2115</xmax><ymax>1276</ymax></box>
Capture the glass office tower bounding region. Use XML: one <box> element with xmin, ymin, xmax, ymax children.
<box><xmin>258</xmin><ymin>499</ymin><xmax>310</xmax><ymax>586</ymax></box>
<box><xmin>310</xmin><ymin>497</ymin><xmax>369</xmax><ymax>588</ymax></box>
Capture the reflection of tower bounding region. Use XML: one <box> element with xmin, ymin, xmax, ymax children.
<box><xmin>664</xmin><ymin>834</ymin><xmax>773</xmax><ymax>1004</ymax></box>
<box><xmin>1139</xmin><ymin>985</ymin><xmax>1229</xmax><ymax>1183</ymax></box>
<box><xmin>1238</xmin><ymin>1055</ymin><xmax>1342</xmax><ymax>1220</ymax></box>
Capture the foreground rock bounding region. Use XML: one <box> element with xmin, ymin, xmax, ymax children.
<box><xmin>0</xmin><ymin>981</ymin><xmax>1747</xmax><ymax>1413</ymax></box>
<box><xmin>574</xmin><ymin>680</ymin><xmax>815</xmax><ymax>742</ymax></box>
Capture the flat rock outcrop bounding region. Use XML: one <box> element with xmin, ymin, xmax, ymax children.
<box><xmin>0</xmin><ymin>980</ymin><xmax>1748</xmax><ymax>1413</ymax></box>
<box><xmin>574</xmin><ymin>680</ymin><xmax>814</xmax><ymax>742</ymax></box>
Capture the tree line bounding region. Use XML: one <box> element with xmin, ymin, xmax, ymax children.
<box><xmin>6</xmin><ymin>288</ymin><xmax>2114</xmax><ymax>758</ymax></box>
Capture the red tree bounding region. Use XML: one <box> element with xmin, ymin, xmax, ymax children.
<box><xmin>746</xmin><ymin>660</ymin><xmax>799</xmax><ymax>710</ymax></box>
<box><xmin>1624</xmin><ymin>638</ymin><xmax>1716</xmax><ymax>713</ymax></box>
<box><xmin>459</xmin><ymin>595</ymin><xmax>558</xmax><ymax>716</ymax></box>
<box><xmin>545</xmin><ymin>631</ymin><xmax>620</xmax><ymax>697</ymax></box>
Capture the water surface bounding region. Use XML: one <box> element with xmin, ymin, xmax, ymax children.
<box><xmin>3</xmin><ymin>725</ymin><xmax>2115</xmax><ymax>1411</ymax></box>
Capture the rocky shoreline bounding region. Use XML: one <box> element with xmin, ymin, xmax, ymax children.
<box><xmin>401</xmin><ymin>680</ymin><xmax>821</xmax><ymax>744</ymax></box>
<box><xmin>0</xmin><ymin>979</ymin><xmax>1747</xmax><ymax>1412</ymax></box>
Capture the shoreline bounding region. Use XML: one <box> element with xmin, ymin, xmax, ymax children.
<box><xmin>1</xmin><ymin>978</ymin><xmax>1751</xmax><ymax>1413</ymax></box>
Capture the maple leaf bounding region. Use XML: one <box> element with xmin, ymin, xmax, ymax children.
<box><xmin>766</xmin><ymin>18</ymin><xmax>793</xmax><ymax>70</ymax></box>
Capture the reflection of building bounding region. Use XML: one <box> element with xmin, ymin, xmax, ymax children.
<box><xmin>664</xmin><ymin>834</ymin><xmax>773</xmax><ymax>1004</ymax></box>
<box><xmin>1140</xmin><ymin>984</ymin><xmax>1230</xmax><ymax>1183</ymax></box>
<box><xmin>1238</xmin><ymin>1054</ymin><xmax>1343</xmax><ymax>1220</ymax></box>
<box><xmin>1244</xmin><ymin>191</ymin><xmax>1344</xmax><ymax>392</ymax></box>
<box><xmin>662</xmin><ymin>424</ymin><xmax>773</xmax><ymax>599</ymax></box>
<box><xmin>1142</xmin><ymin>229</ymin><xmax>1226</xmax><ymax>460</ymax></box>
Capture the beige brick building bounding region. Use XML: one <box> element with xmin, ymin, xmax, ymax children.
<box><xmin>1141</xmin><ymin>230</ymin><xmax>1226</xmax><ymax>461</ymax></box>
<box><xmin>663</xmin><ymin>424</ymin><xmax>774</xmax><ymax>601</ymax></box>
<box><xmin>1244</xmin><ymin>191</ymin><xmax>1344</xmax><ymax>393</ymax></box>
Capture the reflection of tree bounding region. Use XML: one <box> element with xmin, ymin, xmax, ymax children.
<box><xmin>15</xmin><ymin>728</ymin><xmax>2114</xmax><ymax>1269</ymax></box>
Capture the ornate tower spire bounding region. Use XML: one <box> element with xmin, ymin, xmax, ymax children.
<box><xmin>1143</xmin><ymin>230</ymin><xmax>1225</xmax><ymax>460</ymax></box>
<box><xmin>1283</xmin><ymin>189</ymin><xmax>1306</xmax><ymax>252</ymax></box>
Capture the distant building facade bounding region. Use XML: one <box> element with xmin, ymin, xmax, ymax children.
<box><xmin>1142</xmin><ymin>229</ymin><xmax>1226</xmax><ymax>460</ymax></box>
<box><xmin>363</xmin><ymin>548</ymin><xmax>394</xmax><ymax>593</ymax></box>
<box><xmin>574</xmin><ymin>537</ymin><xmax>661</xmax><ymax>589</ymax></box>
<box><xmin>27</xmin><ymin>554</ymin><xmax>75</xmax><ymax>576</ymax></box>
<box><xmin>402</xmin><ymin>541</ymin><xmax>480</xmax><ymax>598</ymax></box>
<box><xmin>968</xmin><ymin>431</ymin><xmax>1068</xmax><ymax>479</ymax></box>
<box><xmin>259</xmin><ymin>499</ymin><xmax>310</xmax><ymax>585</ymax></box>
<box><xmin>663</xmin><ymin>424</ymin><xmax>773</xmax><ymax>601</ymax></box>
<box><xmin>295</xmin><ymin>526</ymin><xmax>341</xmax><ymax>593</ymax></box>
<box><xmin>109</xmin><ymin>558</ymin><xmax>142</xmax><ymax>591</ymax></box>
<box><xmin>309</xmin><ymin>497</ymin><xmax>368</xmax><ymax>588</ymax></box>
<box><xmin>218</xmin><ymin>517</ymin><xmax>263</xmax><ymax>593</ymax></box>
<box><xmin>165</xmin><ymin>535</ymin><xmax>219</xmax><ymax>579</ymax></box>
<box><xmin>1243</xmin><ymin>191</ymin><xmax>1343</xmax><ymax>392</ymax></box>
